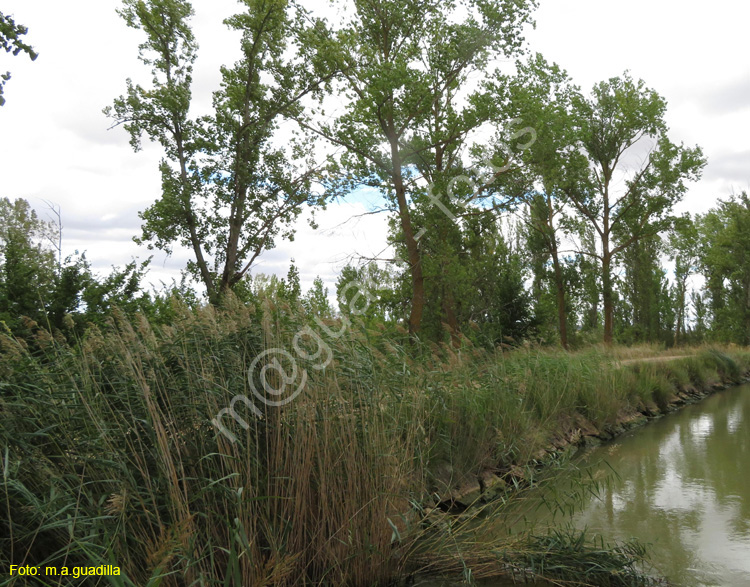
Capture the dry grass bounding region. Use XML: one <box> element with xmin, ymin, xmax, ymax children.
<box><xmin>1</xmin><ymin>297</ymin><xmax>748</xmax><ymax>586</ymax></box>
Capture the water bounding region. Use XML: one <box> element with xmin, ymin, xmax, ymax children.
<box><xmin>500</xmin><ymin>383</ymin><xmax>750</xmax><ymax>586</ymax></box>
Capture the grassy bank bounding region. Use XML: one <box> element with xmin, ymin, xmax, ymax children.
<box><xmin>1</xmin><ymin>298</ymin><xmax>748</xmax><ymax>586</ymax></box>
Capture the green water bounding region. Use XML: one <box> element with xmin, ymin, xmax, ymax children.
<box><xmin>502</xmin><ymin>383</ymin><xmax>750</xmax><ymax>586</ymax></box>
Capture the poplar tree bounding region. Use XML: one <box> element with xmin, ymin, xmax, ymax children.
<box><xmin>108</xmin><ymin>0</ymin><xmax>332</xmax><ymax>303</ymax></box>
<box><xmin>569</xmin><ymin>73</ymin><xmax>705</xmax><ymax>344</ymax></box>
<box><xmin>502</xmin><ymin>55</ymin><xmax>587</xmax><ymax>349</ymax></box>
<box><xmin>697</xmin><ymin>194</ymin><xmax>750</xmax><ymax>344</ymax></box>
<box><xmin>307</xmin><ymin>0</ymin><xmax>537</xmax><ymax>336</ymax></box>
<box><xmin>0</xmin><ymin>198</ymin><xmax>56</xmax><ymax>329</ymax></box>
<box><xmin>668</xmin><ymin>215</ymin><xmax>700</xmax><ymax>344</ymax></box>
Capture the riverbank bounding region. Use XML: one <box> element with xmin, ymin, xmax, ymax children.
<box><xmin>441</xmin><ymin>349</ymin><xmax>750</xmax><ymax>512</ymax></box>
<box><xmin>2</xmin><ymin>300</ymin><xmax>749</xmax><ymax>585</ymax></box>
<box><xmin>478</xmin><ymin>381</ymin><xmax>750</xmax><ymax>587</ymax></box>
<box><xmin>408</xmin><ymin>349</ymin><xmax>750</xmax><ymax>586</ymax></box>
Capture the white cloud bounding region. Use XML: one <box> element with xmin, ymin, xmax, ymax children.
<box><xmin>252</xmin><ymin>201</ymin><xmax>393</xmax><ymax>294</ymax></box>
<box><xmin>697</xmin><ymin>75</ymin><xmax>750</xmax><ymax>116</ymax></box>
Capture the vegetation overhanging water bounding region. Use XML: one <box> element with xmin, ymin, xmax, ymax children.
<box><xmin>482</xmin><ymin>383</ymin><xmax>750</xmax><ymax>587</ymax></box>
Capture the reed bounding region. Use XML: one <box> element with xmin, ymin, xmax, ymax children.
<box><xmin>1</xmin><ymin>297</ymin><xmax>748</xmax><ymax>585</ymax></box>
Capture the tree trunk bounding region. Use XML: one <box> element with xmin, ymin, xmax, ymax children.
<box><xmin>176</xmin><ymin>139</ymin><xmax>217</xmax><ymax>303</ymax></box>
<box><xmin>602</xmin><ymin>185</ymin><xmax>614</xmax><ymax>344</ymax></box>
<box><xmin>674</xmin><ymin>280</ymin><xmax>686</xmax><ymax>346</ymax></box>
<box><xmin>386</xmin><ymin>127</ymin><xmax>424</xmax><ymax>336</ymax></box>
<box><xmin>550</xmin><ymin>244</ymin><xmax>568</xmax><ymax>350</ymax></box>
<box><xmin>602</xmin><ymin>253</ymin><xmax>614</xmax><ymax>345</ymax></box>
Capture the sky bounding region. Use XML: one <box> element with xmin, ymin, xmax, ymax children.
<box><xmin>1</xmin><ymin>0</ymin><xmax>748</xmax><ymax>299</ymax></box>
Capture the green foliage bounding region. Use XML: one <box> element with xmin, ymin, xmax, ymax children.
<box><xmin>94</xmin><ymin>0</ymin><xmax>726</xmax><ymax>352</ymax></box>
<box><xmin>568</xmin><ymin>72</ymin><xmax>706</xmax><ymax>343</ymax></box>
<box><xmin>0</xmin><ymin>298</ymin><xmax>419</xmax><ymax>585</ymax></box>
<box><xmin>703</xmin><ymin>347</ymin><xmax>741</xmax><ymax>383</ymax></box>
<box><xmin>0</xmin><ymin>11</ymin><xmax>38</xmax><ymax>106</ymax></box>
<box><xmin>497</xmin><ymin>54</ymin><xmax>588</xmax><ymax>348</ymax></box>
<box><xmin>310</xmin><ymin>0</ymin><xmax>537</xmax><ymax>336</ymax></box>
<box><xmin>413</xmin><ymin>214</ymin><xmax>537</xmax><ymax>346</ymax></box>
<box><xmin>4</xmin><ymin>5</ymin><xmax>750</xmax><ymax>580</ymax></box>
<box><xmin>303</xmin><ymin>275</ymin><xmax>332</xmax><ymax>317</ymax></box>
<box><xmin>696</xmin><ymin>193</ymin><xmax>750</xmax><ymax>344</ymax></box>
<box><xmin>0</xmin><ymin>198</ymin><xmax>57</xmax><ymax>330</ymax></box>
<box><xmin>620</xmin><ymin>349</ymin><xmax>745</xmax><ymax>411</ymax></box>
<box><xmin>2</xmin><ymin>286</ymin><xmax>748</xmax><ymax>585</ymax></box>
<box><xmin>0</xmin><ymin>198</ymin><xmax>167</xmax><ymax>338</ymax></box>
<box><xmin>336</xmin><ymin>262</ymin><xmax>403</xmax><ymax>328</ymax></box>
<box><xmin>518</xmin><ymin>526</ymin><xmax>655</xmax><ymax>587</ymax></box>
<box><xmin>668</xmin><ymin>215</ymin><xmax>701</xmax><ymax>344</ymax></box>
<box><xmin>108</xmin><ymin>0</ymin><xmax>330</xmax><ymax>303</ymax></box>
<box><xmin>616</xmin><ymin>234</ymin><xmax>674</xmax><ymax>345</ymax></box>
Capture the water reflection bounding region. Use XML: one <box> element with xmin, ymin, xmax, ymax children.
<box><xmin>512</xmin><ymin>385</ymin><xmax>750</xmax><ymax>586</ymax></box>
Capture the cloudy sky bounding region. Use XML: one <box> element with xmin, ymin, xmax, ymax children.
<box><xmin>1</xmin><ymin>0</ymin><xmax>748</xmax><ymax>298</ymax></box>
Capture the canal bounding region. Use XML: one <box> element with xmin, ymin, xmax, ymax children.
<box><xmin>505</xmin><ymin>382</ymin><xmax>750</xmax><ymax>586</ymax></box>
<box><xmin>419</xmin><ymin>383</ymin><xmax>750</xmax><ymax>586</ymax></box>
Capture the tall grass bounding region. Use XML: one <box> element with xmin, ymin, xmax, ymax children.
<box><xmin>1</xmin><ymin>297</ymin><xmax>748</xmax><ymax>585</ymax></box>
<box><xmin>1</xmin><ymin>300</ymin><xmax>426</xmax><ymax>585</ymax></box>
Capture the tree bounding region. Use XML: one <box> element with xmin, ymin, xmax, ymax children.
<box><xmin>336</xmin><ymin>262</ymin><xmax>402</xmax><ymax>329</ymax></box>
<box><xmin>569</xmin><ymin>73</ymin><xmax>705</xmax><ymax>344</ymax></box>
<box><xmin>0</xmin><ymin>198</ymin><xmax>56</xmax><ymax>330</ymax></box>
<box><xmin>501</xmin><ymin>54</ymin><xmax>587</xmax><ymax>349</ymax></box>
<box><xmin>308</xmin><ymin>0</ymin><xmax>537</xmax><ymax>336</ymax></box>
<box><xmin>108</xmin><ymin>0</ymin><xmax>332</xmax><ymax>304</ymax></box>
<box><xmin>668</xmin><ymin>214</ymin><xmax>700</xmax><ymax>344</ymax></box>
<box><xmin>0</xmin><ymin>198</ymin><xmax>158</xmax><ymax>337</ymax></box>
<box><xmin>691</xmin><ymin>289</ymin><xmax>707</xmax><ymax>342</ymax></box>
<box><xmin>578</xmin><ymin>228</ymin><xmax>602</xmax><ymax>333</ymax></box>
<box><xmin>0</xmin><ymin>11</ymin><xmax>38</xmax><ymax>106</ymax></box>
<box><xmin>304</xmin><ymin>276</ymin><xmax>332</xmax><ymax>317</ymax></box>
<box><xmin>697</xmin><ymin>194</ymin><xmax>750</xmax><ymax>345</ymax></box>
<box><xmin>459</xmin><ymin>215</ymin><xmax>535</xmax><ymax>346</ymax></box>
<box><xmin>618</xmin><ymin>232</ymin><xmax>672</xmax><ymax>344</ymax></box>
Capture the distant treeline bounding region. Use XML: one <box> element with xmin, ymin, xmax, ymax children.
<box><xmin>1</xmin><ymin>192</ymin><xmax>749</xmax><ymax>348</ymax></box>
